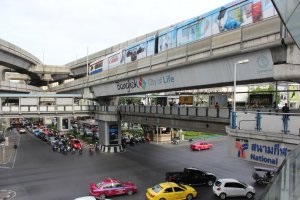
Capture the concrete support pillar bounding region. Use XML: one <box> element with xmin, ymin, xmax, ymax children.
<box><xmin>98</xmin><ymin>120</ymin><xmax>123</xmax><ymax>153</ymax></box>
<box><xmin>57</xmin><ymin>117</ymin><xmax>72</xmax><ymax>132</ymax></box>
<box><xmin>95</xmin><ymin>97</ymin><xmax>123</xmax><ymax>153</ymax></box>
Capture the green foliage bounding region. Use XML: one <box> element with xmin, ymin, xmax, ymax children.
<box><xmin>78</xmin><ymin>135</ymin><xmax>93</xmax><ymax>144</ymax></box>
<box><xmin>47</xmin><ymin>124</ymin><xmax>58</xmax><ymax>130</ymax></box>
<box><xmin>182</xmin><ymin>131</ymin><xmax>222</xmax><ymax>139</ymax></box>
<box><xmin>249</xmin><ymin>84</ymin><xmax>281</xmax><ymax>104</ymax></box>
<box><xmin>119</xmin><ymin>97</ymin><xmax>142</xmax><ymax>105</ymax></box>
<box><xmin>122</xmin><ymin>129</ymin><xmax>143</xmax><ymax>138</ymax></box>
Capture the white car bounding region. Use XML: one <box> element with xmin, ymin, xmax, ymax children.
<box><xmin>19</xmin><ymin>128</ymin><xmax>26</xmax><ymax>134</ymax></box>
<box><xmin>213</xmin><ymin>178</ymin><xmax>255</xmax><ymax>199</ymax></box>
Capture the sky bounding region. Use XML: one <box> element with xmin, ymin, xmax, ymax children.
<box><xmin>1</xmin><ymin>0</ymin><xmax>233</xmax><ymax>65</ymax></box>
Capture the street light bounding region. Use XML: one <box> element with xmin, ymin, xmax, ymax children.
<box><xmin>233</xmin><ymin>59</ymin><xmax>249</xmax><ymax>112</ymax></box>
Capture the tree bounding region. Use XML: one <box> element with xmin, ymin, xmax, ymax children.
<box><xmin>119</xmin><ymin>97</ymin><xmax>142</xmax><ymax>105</ymax></box>
<box><xmin>249</xmin><ymin>84</ymin><xmax>281</xmax><ymax>106</ymax></box>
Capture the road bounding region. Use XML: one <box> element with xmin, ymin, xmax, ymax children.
<box><xmin>0</xmin><ymin>131</ymin><xmax>268</xmax><ymax>200</ymax></box>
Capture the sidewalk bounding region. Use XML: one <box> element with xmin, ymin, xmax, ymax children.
<box><xmin>0</xmin><ymin>129</ymin><xmax>19</xmax><ymax>168</ymax></box>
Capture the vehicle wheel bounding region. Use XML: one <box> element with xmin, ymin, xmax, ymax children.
<box><xmin>127</xmin><ymin>190</ymin><xmax>133</xmax><ymax>195</ymax></box>
<box><xmin>186</xmin><ymin>193</ymin><xmax>193</xmax><ymax>200</ymax></box>
<box><xmin>219</xmin><ymin>193</ymin><xmax>226</xmax><ymax>199</ymax></box>
<box><xmin>159</xmin><ymin>198</ymin><xmax>166</xmax><ymax>200</ymax></box>
<box><xmin>207</xmin><ymin>180</ymin><xmax>214</xmax><ymax>186</ymax></box>
<box><xmin>99</xmin><ymin>194</ymin><xmax>106</xmax><ymax>200</ymax></box>
<box><xmin>246</xmin><ymin>192</ymin><xmax>254</xmax><ymax>199</ymax></box>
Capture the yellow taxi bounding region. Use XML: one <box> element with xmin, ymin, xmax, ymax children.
<box><xmin>146</xmin><ymin>182</ymin><xmax>197</xmax><ymax>200</ymax></box>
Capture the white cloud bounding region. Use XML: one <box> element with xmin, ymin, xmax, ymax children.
<box><xmin>1</xmin><ymin>0</ymin><xmax>233</xmax><ymax>65</ymax></box>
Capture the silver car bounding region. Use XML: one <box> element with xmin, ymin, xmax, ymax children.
<box><xmin>213</xmin><ymin>178</ymin><xmax>255</xmax><ymax>199</ymax></box>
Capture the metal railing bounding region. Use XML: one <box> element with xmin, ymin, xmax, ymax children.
<box><xmin>118</xmin><ymin>105</ymin><xmax>231</xmax><ymax>118</ymax></box>
<box><xmin>231</xmin><ymin>111</ymin><xmax>300</xmax><ymax>136</ymax></box>
<box><xmin>0</xmin><ymin>105</ymin><xmax>98</xmax><ymax>116</ymax></box>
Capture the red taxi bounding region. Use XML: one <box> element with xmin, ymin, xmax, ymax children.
<box><xmin>190</xmin><ymin>141</ymin><xmax>213</xmax><ymax>151</ymax></box>
<box><xmin>89</xmin><ymin>178</ymin><xmax>138</xmax><ymax>199</ymax></box>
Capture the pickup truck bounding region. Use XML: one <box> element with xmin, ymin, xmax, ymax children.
<box><xmin>165</xmin><ymin>167</ymin><xmax>216</xmax><ymax>186</ymax></box>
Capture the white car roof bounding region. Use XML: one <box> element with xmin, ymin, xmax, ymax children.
<box><xmin>218</xmin><ymin>178</ymin><xmax>240</xmax><ymax>183</ymax></box>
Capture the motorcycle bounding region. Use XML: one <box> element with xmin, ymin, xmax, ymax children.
<box><xmin>252</xmin><ymin>166</ymin><xmax>277</xmax><ymax>184</ymax></box>
<box><xmin>172</xmin><ymin>139</ymin><xmax>179</xmax><ymax>145</ymax></box>
<box><xmin>72</xmin><ymin>147</ymin><xmax>76</xmax><ymax>154</ymax></box>
<box><xmin>78</xmin><ymin>147</ymin><xmax>83</xmax><ymax>155</ymax></box>
<box><xmin>89</xmin><ymin>145</ymin><xmax>94</xmax><ymax>155</ymax></box>
<box><xmin>52</xmin><ymin>144</ymin><xmax>58</xmax><ymax>152</ymax></box>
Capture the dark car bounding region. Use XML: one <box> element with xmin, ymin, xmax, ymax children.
<box><xmin>166</xmin><ymin>167</ymin><xmax>216</xmax><ymax>186</ymax></box>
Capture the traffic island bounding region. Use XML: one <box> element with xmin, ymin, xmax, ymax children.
<box><xmin>100</xmin><ymin>144</ymin><xmax>124</xmax><ymax>153</ymax></box>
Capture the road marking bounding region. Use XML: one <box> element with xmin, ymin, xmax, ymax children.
<box><xmin>0</xmin><ymin>189</ymin><xmax>16</xmax><ymax>199</ymax></box>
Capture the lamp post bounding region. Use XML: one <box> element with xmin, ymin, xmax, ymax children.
<box><xmin>86</xmin><ymin>47</ymin><xmax>89</xmax><ymax>76</ymax></box>
<box><xmin>233</xmin><ymin>59</ymin><xmax>249</xmax><ymax>112</ymax></box>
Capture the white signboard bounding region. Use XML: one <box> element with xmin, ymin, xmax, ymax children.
<box><xmin>56</xmin><ymin>98</ymin><xmax>73</xmax><ymax>105</ymax></box>
<box><xmin>20</xmin><ymin>98</ymin><xmax>38</xmax><ymax>105</ymax></box>
<box><xmin>229</xmin><ymin>137</ymin><xmax>296</xmax><ymax>167</ymax></box>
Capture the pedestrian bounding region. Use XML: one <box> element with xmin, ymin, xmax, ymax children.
<box><xmin>227</xmin><ymin>102</ymin><xmax>232</xmax><ymax>109</ymax></box>
<box><xmin>282</xmin><ymin>103</ymin><xmax>290</xmax><ymax>134</ymax></box>
<box><xmin>282</xmin><ymin>103</ymin><xmax>289</xmax><ymax>114</ymax></box>
<box><xmin>215</xmin><ymin>102</ymin><xmax>219</xmax><ymax>108</ymax></box>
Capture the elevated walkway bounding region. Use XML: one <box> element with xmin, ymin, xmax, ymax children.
<box><xmin>0</xmin><ymin>93</ymin><xmax>94</xmax><ymax>118</ymax></box>
<box><xmin>0</xmin><ymin>81</ymin><xmax>42</xmax><ymax>93</ymax></box>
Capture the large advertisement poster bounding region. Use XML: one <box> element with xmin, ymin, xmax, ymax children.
<box><xmin>125</xmin><ymin>42</ymin><xmax>146</xmax><ymax>63</ymax></box>
<box><xmin>176</xmin><ymin>17</ymin><xmax>212</xmax><ymax>47</ymax></box>
<box><xmin>220</xmin><ymin>6</ymin><xmax>243</xmax><ymax>31</ymax></box>
<box><xmin>158</xmin><ymin>29</ymin><xmax>177</xmax><ymax>52</ymax></box>
<box><xmin>109</xmin><ymin>124</ymin><xmax>118</xmax><ymax>145</ymax></box>
<box><xmin>146</xmin><ymin>38</ymin><xmax>155</xmax><ymax>56</ymax></box>
<box><xmin>108</xmin><ymin>50</ymin><xmax>123</xmax><ymax>69</ymax></box>
<box><xmin>157</xmin><ymin>0</ymin><xmax>276</xmax><ymax>52</ymax></box>
<box><xmin>262</xmin><ymin>0</ymin><xmax>276</xmax><ymax>19</ymax></box>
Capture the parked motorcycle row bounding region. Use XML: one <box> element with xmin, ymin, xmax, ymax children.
<box><xmin>121</xmin><ymin>136</ymin><xmax>150</xmax><ymax>148</ymax></box>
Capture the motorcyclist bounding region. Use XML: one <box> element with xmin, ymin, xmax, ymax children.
<box><xmin>89</xmin><ymin>144</ymin><xmax>94</xmax><ymax>154</ymax></box>
<box><xmin>95</xmin><ymin>141</ymin><xmax>100</xmax><ymax>151</ymax></box>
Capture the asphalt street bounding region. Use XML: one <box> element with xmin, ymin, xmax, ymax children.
<box><xmin>0</xmin><ymin>132</ymin><xmax>268</xmax><ymax>200</ymax></box>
